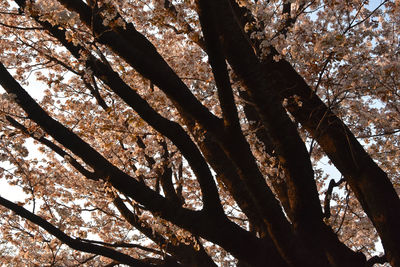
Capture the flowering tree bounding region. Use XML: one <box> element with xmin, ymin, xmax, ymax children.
<box><xmin>0</xmin><ymin>0</ymin><xmax>399</xmax><ymax>266</ymax></box>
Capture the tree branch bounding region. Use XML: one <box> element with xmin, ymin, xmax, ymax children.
<box><xmin>0</xmin><ymin>60</ymin><xmax>202</xmax><ymax>239</ymax></box>
<box><xmin>113</xmin><ymin>196</ymin><xmax>217</xmax><ymax>267</ymax></box>
<box><xmin>0</xmin><ymin>195</ymin><xmax>153</xmax><ymax>267</ymax></box>
<box><xmin>229</xmin><ymin>2</ymin><xmax>400</xmax><ymax>264</ymax></box>
<box><xmin>272</xmin><ymin>51</ymin><xmax>400</xmax><ymax>267</ymax></box>
<box><xmin>158</xmin><ymin>140</ymin><xmax>183</xmax><ymax>205</ymax></box>
<box><xmin>198</xmin><ymin>1</ymin><xmax>329</xmax><ymax>265</ymax></box>
<box><xmin>13</xmin><ymin>0</ymin><xmax>223</xmax><ymax>215</ymax></box>
<box><xmin>56</xmin><ymin>0</ymin><xmax>222</xmax><ymax>134</ymax></box>
<box><xmin>195</xmin><ymin>2</ymin><xmax>289</xmax><ymax>236</ymax></box>
<box><xmin>197</xmin><ymin>0</ymin><xmax>240</xmax><ymax>131</ymax></box>
<box><xmin>0</xmin><ymin>56</ymin><xmax>271</xmax><ymax>267</ymax></box>
<box><xmin>198</xmin><ymin>1</ymin><xmax>372</xmax><ymax>266</ymax></box>
<box><xmin>5</xmin><ymin>115</ymin><xmax>100</xmax><ymax>181</ymax></box>
<box><xmin>195</xmin><ymin>2</ymin><xmax>297</xmax><ymax>247</ymax></box>
<box><xmin>76</xmin><ymin>238</ymin><xmax>163</xmax><ymax>255</ymax></box>
<box><xmin>324</xmin><ymin>178</ymin><xmax>345</xmax><ymax>219</ymax></box>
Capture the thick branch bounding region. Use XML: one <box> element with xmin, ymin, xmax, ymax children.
<box><xmin>272</xmin><ymin>57</ymin><xmax>400</xmax><ymax>266</ymax></box>
<box><xmin>113</xmin><ymin>197</ymin><xmax>217</xmax><ymax>267</ymax></box>
<box><xmin>197</xmin><ymin>0</ymin><xmax>240</xmax><ymax>130</ymax></box>
<box><xmin>196</xmin><ymin>0</ymin><xmax>297</xmax><ymax>242</ymax></box>
<box><xmin>238</xmin><ymin>89</ymin><xmax>293</xmax><ymax>222</ymax></box>
<box><xmin>13</xmin><ymin>1</ymin><xmax>223</xmax><ymax>214</ymax></box>
<box><xmin>225</xmin><ymin>1</ymin><xmax>372</xmax><ymax>266</ymax></box>
<box><xmin>213</xmin><ymin>0</ymin><xmax>323</xmax><ymax>231</ymax></box>
<box><xmin>195</xmin><ymin>2</ymin><xmax>290</xmax><ymax>237</ymax></box>
<box><xmin>56</xmin><ymin>0</ymin><xmax>222</xmax><ymax>134</ymax></box>
<box><xmin>197</xmin><ymin>1</ymin><xmax>329</xmax><ymax>265</ymax></box>
<box><xmin>227</xmin><ymin>2</ymin><xmax>394</xmax><ymax>265</ymax></box>
<box><xmin>5</xmin><ymin>115</ymin><xmax>99</xmax><ymax>181</ymax></box>
<box><xmin>0</xmin><ymin>60</ymin><xmax>274</xmax><ymax>267</ymax></box>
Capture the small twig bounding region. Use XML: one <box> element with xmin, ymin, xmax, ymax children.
<box><xmin>323</xmin><ymin>177</ymin><xmax>345</xmax><ymax>218</ymax></box>
<box><xmin>0</xmin><ymin>22</ymin><xmax>43</xmax><ymax>30</ymax></box>
<box><xmin>77</xmin><ymin>238</ymin><xmax>163</xmax><ymax>255</ymax></box>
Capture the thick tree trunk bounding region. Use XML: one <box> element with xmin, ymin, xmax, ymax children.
<box><xmin>269</xmin><ymin>58</ymin><xmax>400</xmax><ymax>267</ymax></box>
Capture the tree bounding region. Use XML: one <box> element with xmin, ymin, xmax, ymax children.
<box><xmin>0</xmin><ymin>0</ymin><xmax>398</xmax><ymax>266</ymax></box>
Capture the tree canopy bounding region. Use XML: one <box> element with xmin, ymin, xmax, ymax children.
<box><xmin>0</xmin><ymin>0</ymin><xmax>399</xmax><ymax>266</ymax></box>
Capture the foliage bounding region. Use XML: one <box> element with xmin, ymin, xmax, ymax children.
<box><xmin>0</xmin><ymin>0</ymin><xmax>399</xmax><ymax>266</ymax></box>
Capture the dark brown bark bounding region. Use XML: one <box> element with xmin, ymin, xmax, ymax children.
<box><xmin>238</xmin><ymin>89</ymin><xmax>294</xmax><ymax>222</ymax></box>
<box><xmin>270</xmin><ymin>58</ymin><xmax>400</xmax><ymax>267</ymax></box>
<box><xmin>202</xmin><ymin>1</ymin><xmax>371</xmax><ymax>266</ymax></box>
<box><xmin>50</xmin><ymin>4</ymin><xmax>290</xmax><ymax>251</ymax></box>
<box><xmin>199</xmin><ymin>1</ymin><xmax>331</xmax><ymax>265</ymax></box>
<box><xmin>193</xmin><ymin>132</ymin><xmax>288</xmax><ymax>266</ymax></box>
